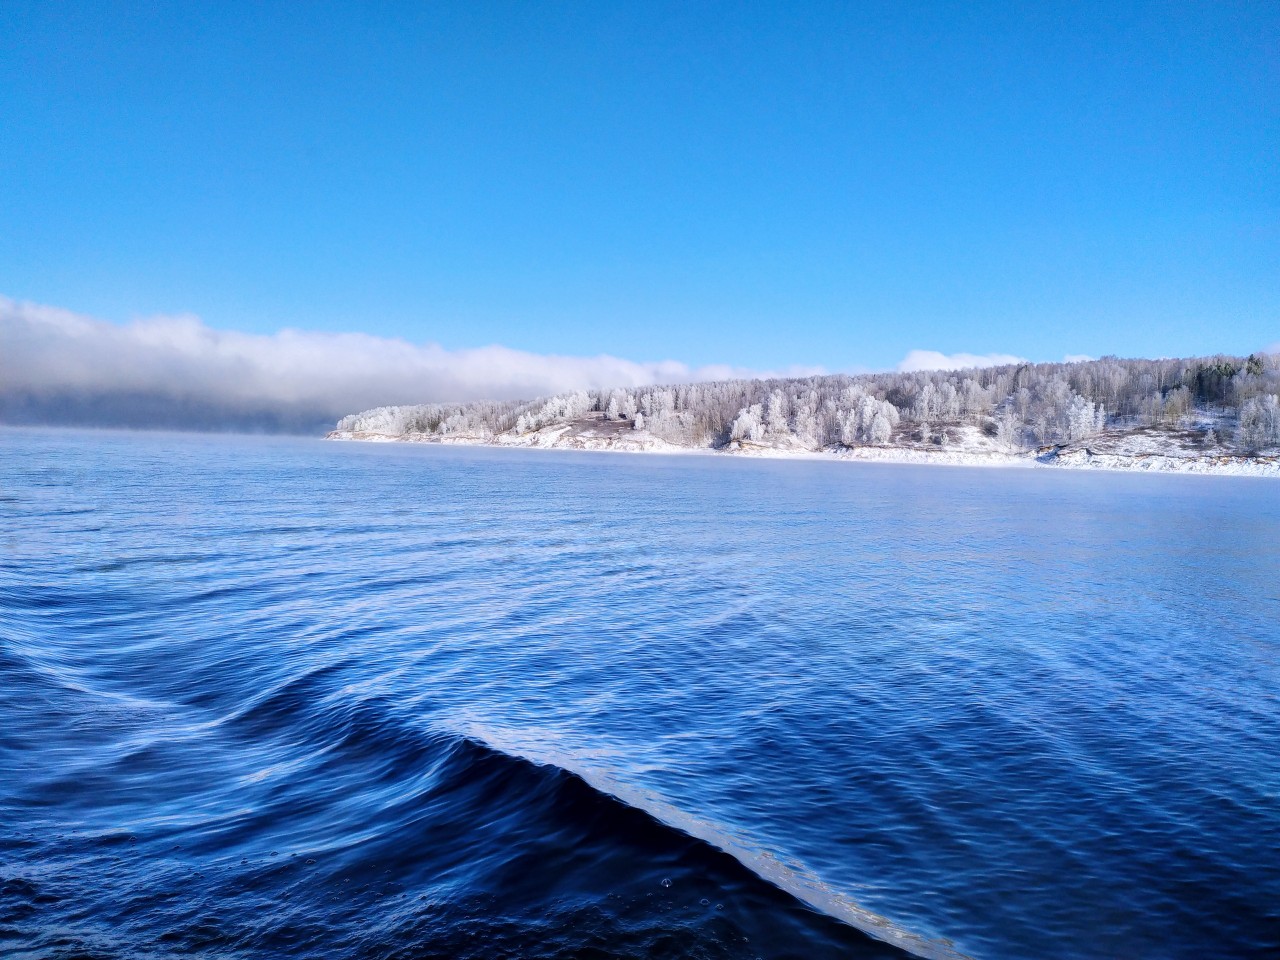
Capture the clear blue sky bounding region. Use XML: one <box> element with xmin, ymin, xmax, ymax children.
<box><xmin>2</xmin><ymin>1</ymin><xmax>1276</xmax><ymax>371</ymax></box>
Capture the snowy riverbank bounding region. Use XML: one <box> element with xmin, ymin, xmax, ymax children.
<box><xmin>327</xmin><ymin>421</ymin><xmax>1280</xmax><ymax>478</ymax></box>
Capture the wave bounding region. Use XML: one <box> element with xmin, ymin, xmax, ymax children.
<box><xmin>1</xmin><ymin>689</ymin><xmax>928</xmax><ymax>959</ymax></box>
<box><xmin>437</xmin><ymin>726</ymin><xmax>967</xmax><ymax>960</ymax></box>
<box><xmin>192</xmin><ymin>654</ymin><xmax>955</xmax><ymax>957</ymax></box>
<box><xmin>0</xmin><ymin>613</ymin><xmax>960</xmax><ymax>959</ymax></box>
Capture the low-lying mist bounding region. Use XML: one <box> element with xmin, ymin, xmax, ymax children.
<box><xmin>0</xmin><ymin>297</ymin><xmax>800</xmax><ymax>434</ymax></box>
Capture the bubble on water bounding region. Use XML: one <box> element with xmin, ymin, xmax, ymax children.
<box><xmin>700</xmin><ymin>898</ymin><xmax>710</xmax><ymax>906</ymax></box>
<box><xmin>660</xmin><ymin>877</ymin><xmax>672</xmax><ymax>888</ymax></box>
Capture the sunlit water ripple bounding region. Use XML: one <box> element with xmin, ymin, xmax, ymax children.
<box><xmin>2</xmin><ymin>428</ymin><xmax>1278</xmax><ymax>959</ymax></box>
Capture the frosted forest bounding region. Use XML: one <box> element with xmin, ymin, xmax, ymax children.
<box><xmin>336</xmin><ymin>353</ymin><xmax>1280</xmax><ymax>455</ymax></box>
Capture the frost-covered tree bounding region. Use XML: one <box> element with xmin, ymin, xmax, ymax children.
<box><xmin>1237</xmin><ymin>395</ymin><xmax>1280</xmax><ymax>450</ymax></box>
<box><xmin>869</xmin><ymin>411</ymin><xmax>893</xmax><ymax>445</ymax></box>
<box><xmin>913</xmin><ymin>383</ymin><xmax>936</xmax><ymax>421</ymax></box>
<box><xmin>791</xmin><ymin>395</ymin><xmax>820</xmax><ymax>446</ymax></box>
<box><xmin>765</xmin><ymin>390</ymin><xmax>789</xmax><ymax>436</ymax></box>
<box><xmin>1065</xmin><ymin>396</ymin><xmax>1106</xmax><ymax>442</ymax></box>
<box><xmin>731</xmin><ymin>404</ymin><xmax>765</xmax><ymax>443</ymax></box>
<box><xmin>994</xmin><ymin>408</ymin><xmax>1023</xmax><ymax>451</ymax></box>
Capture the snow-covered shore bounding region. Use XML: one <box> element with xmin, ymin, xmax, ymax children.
<box><xmin>326</xmin><ymin>421</ymin><xmax>1280</xmax><ymax>478</ymax></box>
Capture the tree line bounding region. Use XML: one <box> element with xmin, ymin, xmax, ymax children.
<box><xmin>337</xmin><ymin>352</ymin><xmax>1280</xmax><ymax>453</ymax></box>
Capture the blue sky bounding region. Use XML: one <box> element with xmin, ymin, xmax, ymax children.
<box><xmin>2</xmin><ymin>1</ymin><xmax>1276</xmax><ymax>372</ymax></box>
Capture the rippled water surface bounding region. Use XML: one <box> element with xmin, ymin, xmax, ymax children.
<box><xmin>3</xmin><ymin>428</ymin><xmax>1279</xmax><ymax>959</ymax></box>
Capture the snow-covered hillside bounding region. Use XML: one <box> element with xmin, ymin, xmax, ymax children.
<box><xmin>328</xmin><ymin>353</ymin><xmax>1280</xmax><ymax>476</ymax></box>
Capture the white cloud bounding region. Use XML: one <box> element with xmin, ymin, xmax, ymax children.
<box><xmin>895</xmin><ymin>349</ymin><xmax>1027</xmax><ymax>373</ymax></box>
<box><xmin>0</xmin><ymin>296</ymin><xmax>816</xmax><ymax>431</ymax></box>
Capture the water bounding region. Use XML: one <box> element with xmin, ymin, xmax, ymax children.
<box><xmin>2</xmin><ymin>428</ymin><xmax>1278</xmax><ymax>960</ymax></box>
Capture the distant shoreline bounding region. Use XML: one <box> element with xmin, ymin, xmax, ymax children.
<box><xmin>326</xmin><ymin>429</ymin><xmax>1280</xmax><ymax>478</ymax></box>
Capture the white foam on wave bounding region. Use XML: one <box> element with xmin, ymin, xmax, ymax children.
<box><xmin>447</xmin><ymin>719</ymin><xmax>973</xmax><ymax>960</ymax></box>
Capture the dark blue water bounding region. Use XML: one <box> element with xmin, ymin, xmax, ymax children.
<box><xmin>2</xmin><ymin>428</ymin><xmax>1278</xmax><ymax>960</ymax></box>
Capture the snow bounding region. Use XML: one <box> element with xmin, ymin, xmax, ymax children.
<box><xmin>327</xmin><ymin>418</ymin><xmax>1280</xmax><ymax>477</ymax></box>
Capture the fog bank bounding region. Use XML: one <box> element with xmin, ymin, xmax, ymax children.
<box><xmin>0</xmin><ymin>297</ymin><xmax>806</xmax><ymax>433</ymax></box>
